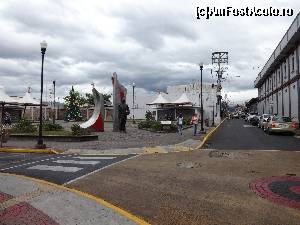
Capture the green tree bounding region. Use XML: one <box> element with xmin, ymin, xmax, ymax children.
<box><xmin>84</xmin><ymin>93</ymin><xmax>111</xmax><ymax>106</ymax></box>
<box><xmin>64</xmin><ymin>86</ymin><xmax>85</xmax><ymax>121</ymax></box>
<box><xmin>145</xmin><ymin>110</ymin><xmax>153</xmax><ymax>121</ymax></box>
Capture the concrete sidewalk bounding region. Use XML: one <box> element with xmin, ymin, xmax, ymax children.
<box><xmin>0</xmin><ymin>173</ymin><xmax>148</xmax><ymax>225</ymax></box>
<box><xmin>69</xmin><ymin>149</ymin><xmax>300</xmax><ymax>225</ymax></box>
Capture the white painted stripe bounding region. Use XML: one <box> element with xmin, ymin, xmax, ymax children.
<box><xmin>54</xmin><ymin>160</ymin><xmax>100</xmax><ymax>165</ymax></box>
<box><xmin>243</xmin><ymin>125</ymin><xmax>256</xmax><ymax>128</ymax></box>
<box><xmin>28</xmin><ymin>165</ymin><xmax>82</xmax><ymax>172</ymax></box>
<box><xmin>64</xmin><ymin>155</ymin><xmax>140</xmax><ymax>185</ymax></box>
<box><xmin>73</xmin><ymin>156</ymin><xmax>116</xmax><ymax>160</ymax></box>
<box><xmin>0</xmin><ymin>155</ymin><xmax>69</xmax><ymax>171</ymax></box>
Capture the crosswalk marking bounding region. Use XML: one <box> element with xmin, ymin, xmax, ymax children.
<box><xmin>28</xmin><ymin>165</ymin><xmax>82</xmax><ymax>172</ymax></box>
<box><xmin>53</xmin><ymin>160</ymin><xmax>100</xmax><ymax>165</ymax></box>
<box><xmin>73</xmin><ymin>156</ymin><xmax>116</xmax><ymax>160</ymax></box>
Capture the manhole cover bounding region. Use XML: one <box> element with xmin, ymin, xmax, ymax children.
<box><xmin>176</xmin><ymin>162</ymin><xmax>201</xmax><ymax>169</ymax></box>
<box><xmin>250</xmin><ymin>176</ymin><xmax>300</xmax><ymax>209</ymax></box>
<box><xmin>209</xmin><ymin>151</ymin><xmax>231</xmax><ymax>158</ymax></box>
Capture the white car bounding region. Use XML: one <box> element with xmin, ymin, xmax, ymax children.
<box><xmin>258</xmin><ymin>114</ymin><xmax>270</xmax><ymax>128</ymax></box>
<box><xmin>246</xmin><ymin>114</ymin><xmax>257</xmax><ymax>122</ymax></box>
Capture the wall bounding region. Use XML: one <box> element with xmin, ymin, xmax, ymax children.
<box><xmin>256</xmin><ymin>42</ymin><xmax>300</xmax><ymax>121</ymax></box>
<box><xmin>291</xmin><ymin>81</ymin><xmax>298</xmax><ymax>119</ymax></box>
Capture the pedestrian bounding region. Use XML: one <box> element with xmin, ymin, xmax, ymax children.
<box><xmin>177</xmin><ymin>113</ymin><xmax>183</xmax><ymax>135</ymax></box>
<box><xmin>3</xmin><ymin>112</ymin><xmax>11</xmax><ymax>125</ymax></box>
<box><xmin>190</xmin><ymin>113</ymin><xmax>198</xmax><ymax>136</ymax></box>
<box><xmin>118</xmin><ymin>99</ymin><xmax>130</xmax><ymax>133</ymax></box>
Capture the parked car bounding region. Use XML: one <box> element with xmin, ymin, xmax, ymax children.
<box><xmin>250</xmin><ymin>115</ymin><xmax>260</xmax><ymax>126</ymax></box>
<box><xmin>232</xmin><ymin>113</ymin><xmax>240</xmax><ymax>119</ymax></box>
<box><xmin>263</xmin><ymin>116</ymin><xmax>297</xmax><ymax>135</ymax></box>
<box><xmin>246</xmin><ymin>114</ymin><xmax>257</xmax><ymax>122</ymax></box>
<box><xmin>258</xmin><ymin>114</ymin><xmax>270</xmax><ymax>128</ymax></box>
<box><xmin>240</xmin><ymin>113</ymin><xmax>246</xmax><ymax>119</ymax></box>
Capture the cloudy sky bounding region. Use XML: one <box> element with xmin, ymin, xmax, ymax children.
<box><xmin>0</xmin><ymin>0</ymin><xmax>298</xmax><ymax>104</ymax></box>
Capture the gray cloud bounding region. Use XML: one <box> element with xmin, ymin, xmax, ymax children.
<box><xmin>0</xmin><ymin>0</ymin><xmax>298</xmax><ymax>103</ymax></box>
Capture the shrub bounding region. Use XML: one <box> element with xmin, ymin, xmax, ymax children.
<box><xmin>145</xmin><ymin>110</ymin><xmax>153</xmax><ymax>121</ymax></box>
<box><xmin>43</xmin><ymin>123</ymin><xmax>63</xmax><ymax>131</ymax></box>
<box><xmin>71</xmin><ymin>124</ymin><xmax>81</xmax><ymax>136</ymax></box>
<box><xmin>71</xmin><ymin>124</ymin><xmax>91</xmax><ymax>136</ymax></box>
<box><xmin>138</xmin><ymin>120</ymin><xmax>177</xmax><ymax>132</ymax></box>
<box><xmin>166</xmin><ymin>123</ymin><xmax>177</xmax><ymax>132</ymax></box>
<box><xmin>11</xmin><ymin>119</ymin><xmax>37</xmax><ymax>133</ymax></box>
<box><xmin>138</xmin><ymin>121</ymin><xmax>152</xmax><ymax>129</ymax></box>
<box><xmin>150</xmin><ymin>121</ymin><xmax>163</xmax><ymax>131</ymax></box>
<box><xmin>183</xmin><ymin>118</ymin><xmax>190</xmax><ymax>126</ymax></box>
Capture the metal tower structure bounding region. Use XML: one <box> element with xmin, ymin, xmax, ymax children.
<box><xmin>211</xmin><ymin>52</ymin><xmax>229</xmax><ymax>123</ymax></box>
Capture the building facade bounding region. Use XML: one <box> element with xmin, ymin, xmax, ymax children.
<box><xmin>254</xmin><ymin>13</ymin><xmax>300</xmax><ymax>122</ymax></box>
<box><xmin>126</xmin><ymin>82</ymin><xmax>220</xmax><ymax>125</ymax></box>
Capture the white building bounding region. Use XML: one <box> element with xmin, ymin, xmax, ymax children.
<box><xmin>126</xmin><ymin>82</ymin><xmax>220</xmax><ymax>125</ymax></box>
<box><xmin>254</xmin><ymin>12</ymin><xmax>300</xmax><ymax>121</ymax></box>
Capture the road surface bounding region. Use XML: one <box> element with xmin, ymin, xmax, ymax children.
<box><xmin>204</xmin><ymin>118</ymin><xmax>300</xmax><ymax>150</ymax></box>
<box><xmin>0</xmin><ymin>153</ymin><xmax>137</xmax><ymax>185</ymax></box>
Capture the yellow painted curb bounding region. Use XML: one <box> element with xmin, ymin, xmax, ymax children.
<box><xmin>196</xmin><ymin>118</ymin><xmax>227</xmax><ymax>149</ymax></box>
<box><xmin>0</xmin><ymin>148</ymin><xmax>58</xmax><ymax>154</ymax></box>
<box><xmin>1</xmin><ymin>173</ymin><xmax>151</xmax><ymax>225</ymax></box>
<box><xmin>144</xmin><ymin>146</ymin><xmax>167</xmax><ymax>154</ymax></box>
<box><xmin>173</xmin><ymin>145</ymin><xmax>191</xmax><ymax>152</ymax></box>
<box><xmin>75</xmin><ymin>153</ymin><xmax>138</xmax><ymax>156</ymax></box>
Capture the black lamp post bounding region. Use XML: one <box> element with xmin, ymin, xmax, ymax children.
<box><xmin>36</xmin><ymin>40</ymin><xmax>47</xmax><ymax>149</ymax></box>
<box><xmin>132</xmin><ymin>82</ymin><xmax>135</xmax><ymax>124</ymax></box>
<box><xmin>199</xmin><ymin>62</ymin><xmax>204</xmax><ymax>132</ymax></box>
<box><xmin>212</xmin><ymin>102</ymin><xmax>215</xmax><ymax>126</ymax></box>
<box><xmin>52</xmin><ymin>80</ymin><xmax>56</xmax><ymax>124</ymax></box>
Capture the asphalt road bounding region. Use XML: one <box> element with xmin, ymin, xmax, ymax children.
<box><xmin>0</xmin><ymin>152</ymin><xmax>48</xmax><ymax>168</ymax></box>
<box><xmin>0</xmin><ymin>153</ymin><xmax>137</xmax><ymax>185</ymax></box>
<box><xmin>204</xmin><ymin>118</ymin><xmax>300</xmax><ymax>150</ymax></box>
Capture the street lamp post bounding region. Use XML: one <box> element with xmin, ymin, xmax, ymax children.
<box><xmin>199</xmin><ymin>62</ymin><xmax>204</xmax><ymax>132</ymax></box>
<box><xmin>52</xmin><ymin>80</ymin><xmax>56</xmax><ymax>124</ymax></box>
<box><xmin>132</xmin><ymin>82</ymin><xmax>135</xmax><ymax>124</ymax></box>
<box><xmin>57</xmin><ymin>97</ymin><xmax>60</xmax><ymax>120</ymax></box>
<box><xmin>36</xmin><ymin>40</ymin><xmax>47</xmax><ymax>149</ymax></box>
<box><xmin>212</xmin><ymin>102</ymin><xmax>215</xmax><ymax>126</ymax></box>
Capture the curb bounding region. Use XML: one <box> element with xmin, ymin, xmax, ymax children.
<box><xmin>76</xmin><ymin>153</ymin><xmax>141</xmax><ymax>156</ymax></box>
<box><xmin>196</xmin><ymin>118</ymin><xmax>227</xmax><ymax>149</ymax></box>
<box><xmin>0</xmin><ymin>148</ymin><xmax>59</xmax><ymax>154</ymax></box>
<box><xmin>0</xmin><ymin>172</ymin><xmax>151</xmax><ymax>225</ymax></box>
<box><xmin>144</xmin><ymin>145</ymin><xmax>192</xmax><ymax>154</ymax></box>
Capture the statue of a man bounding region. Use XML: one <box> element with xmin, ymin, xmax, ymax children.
<box><xmin>118</xmin><ymin>99</ymin><xmax>130</xmax><ymax>132</ymax></box>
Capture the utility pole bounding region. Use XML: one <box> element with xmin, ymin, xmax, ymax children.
<box><xmin>212</xmin><ymin>52</ymin><xmax>228</xmax><ymax>123</ymax></box>
<box><xmin>132</xmin><ymin>82</ymin><xmax>135</xmax><ymax>124</ymax></box>
<box><xmin>57</xmin><ymin>97</ymin><xmax>60</xmax><ymax>120</ymax></box>
<box><xmin>199</xmin><ymin>63</ymin><xmax>204</xmax><ymax>132</ymax></box>
<box><xmin>52</xmin><ymin>80</ymin><xmax>56</xmax><ymax>124</ymax></box>
<box><xmin>212</xmin><ymin>103</ymin><xmax>215</xmax><ymax>126</ymax></box>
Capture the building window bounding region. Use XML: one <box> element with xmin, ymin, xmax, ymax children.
<box><xmin>285</xmin><ymin>89</ymin><xmax>287</xmax><ymax>92</ymax></box>
<box><xmin>278</xmin><ymin>70</ymin><xmax>281</xmax><ymax>83</ymax></box>
<box><xmin>284</xmin><ymin>63</ymin><xmax>287</xmax><ymax>79</ymax></box>
<box><xmin>293</xmin><ymin>85</ymin><xmax>296</xmax><ymax>89</ymax></box>
<box><xmin>291</xmin><ymin>53</ymin><xmax>295</xmax><ymax>71</ymax></box>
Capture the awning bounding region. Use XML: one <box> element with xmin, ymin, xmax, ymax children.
<box><xmin>147</xmin><ymin>93</ymin><xmax>171</xmax><ymax>105</ymax></box>
<box><xmin>18</xmin><ymin>92</ymin><xmax>40</xmax><ymax>106</ymax></box>
<box><xmin>172</xmin><ymin>93</ymin><xmax>193</xmax><ymax>105</ymax></box>
<box><xmin>0</xmin><ymin>86</ymin><xmax>19</xmax><ymax>104</ymax></box>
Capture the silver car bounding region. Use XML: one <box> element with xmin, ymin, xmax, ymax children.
<box><xmin>263</xmin><ymin>116</ymin><xmax>297</xmax><ymax>134</ymax></box>
<box><xmin>258</xmin><ymin>114</ymin><xmax>270</xmax><ymax>128</ymax></box>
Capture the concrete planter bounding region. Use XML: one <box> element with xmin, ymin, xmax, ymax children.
<box><xmin>10</xmin><ymin>134</ymin><xmax>98</xmax><ymax>142</ymax></box>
